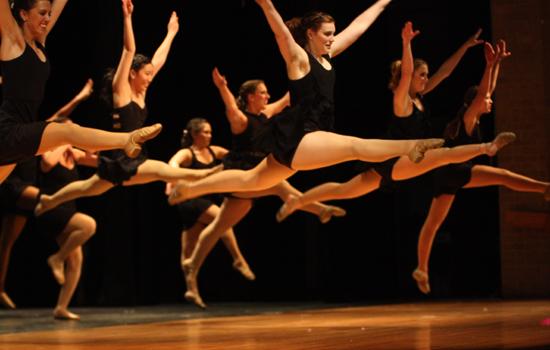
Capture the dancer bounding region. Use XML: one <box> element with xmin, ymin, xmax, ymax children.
<box><xmin>0</xmin><ymin>0</ymin><xmax>162</xmax><ymax>183</ymax></box>
<box><xmin>168</xmin><ymin>0</ymin><xmax>445</xmax><ymax>206</ymax></box>
<box><xmin>34</xmin><ymin>0</ymin><xmax>219</xmax><ymax>215</ymax></box>
<box><xmin>412</xmin><ymin>39</ymin><xmax>550</xmax><ymax>294</ymax></box>
<box><xmin>35</xmin><ymin>115</ymin><xmax>98</xmax><ymax>320</ymax></box>
<box><xmin>167</xmin><ymin>118</ymin><xmax>255</xmax><ymax>290</ymax></box>
<box><xmin>0</xmin><ymin>79</ymin><xmax>94</xmax><ymax>310</ymax></box>
<box><xmin>275</xmin><ymin>22</ymin><xmax>516</xmax><ymax>222</ymax></box>
<box><xmin>178</xmin><ymin>68</ymin><xmax>346</xmax><ymax>308</ymax></box>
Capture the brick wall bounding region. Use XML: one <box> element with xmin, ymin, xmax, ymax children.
<box><xmin>491</xmin><ymin>0</ymin><xmax>550</xmax><ymax>297</ymax></box>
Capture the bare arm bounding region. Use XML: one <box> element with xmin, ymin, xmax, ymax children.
<box><xmin>44</xmin><ymin>0</ymin><xmax>69</xmax><ymax>43</ymax></box>
<box><xmin>489</xmin><ymin>39</ymin><xmax>511</xmax><ymax>94</ymax></box>
<box><xmin>211</xmin><ymin>145</ymin><xmax>229</xmax><ymax>160</ymax></box>
<box><xmin>263</xmin><ymin>91</ymin><xmax>290</xmax><ymax>118</ymax></box>
<box><xmin>331</xmin><ymin>0</ymin><xmax>391</xmax><ymax>58</ymax></box>
<box><xmin>112</xmin><ymin>0</ymin><xmax>135</xmax><ymax>107</ymax></box>
<box><xmin>255</xmin><ymin>0</ymin><xmax>308</xmax><ymax>80</ymax></box>
<box><xmin>212</xmin><ymin>67</ymin><xmax>248</xmax><ymax>135</ymax></box>
<box><xmin>47</xmin><ymin>79</ymin><xmax>94</xmax><ymax>121</ymax></box>
<box><xmin>165</xmin><ymin>148</ymin><xmax>192</xmax><ymax>194</ymax></box>
<box><xmin>0</xmin><ymin>0</ymin><xmax>25</xmax><ymax>59</ymax></box>
<box><xmin>71</xmin><ymin>148</ymin><xmax>98</xmax><ymax>168</ymax></box>
<box><xmin>151</xmin><ymin>11</ymin><xmax>179</xmax><ymax>79</ymax></box>
<box><xmin>393</xmin><ymin>21</ymin><xmax>419</xmax><ymax>117</ymax></box>
<box><xmin>423</xmin><ymin>28</ymin><xmax>483</xmax><ymax>94</ymax></box>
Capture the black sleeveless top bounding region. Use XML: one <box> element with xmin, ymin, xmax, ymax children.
<box><xmin>188</xmin><ymin>146</ymin><xmax>221</xmax><ymax>169</ymax></box>
<box><xmin>1</xmin><ymin>42</ymin><xmax>50</xmax><ymax>123</ymax></box>
<box><xmin>268</xmin><ymin>52</ymin><xmax>336</xmax><ymax>167</ymax></box>
<box><xmin>387</xmin><ymin>100</ymin><xmax>432</xmax><ymax>140</ymax></box>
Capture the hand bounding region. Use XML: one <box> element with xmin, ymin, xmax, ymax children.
<box><xmin>122</xmin><ymin>0</ymin><xmax>133</xmax><ymax>17</ymax></box>
<box><xmin>496</xmin><ymin>39</ymin><xmax>511</xmax><ymax>61</ymax></box>
<box><xmin>401</xmin><ymin>21</ymin><xmax>420</xmax><ymax>43</ymax></box>
<box><xmin>464</xmin><ymin>28</ymin><xmax>483</xmax><ymax>48</ymax></box>
<box><xmin>167</xmin><ymin>11</ymin><xmax>179</xmax><ymax>34</ymax></box>
<box><xmin>211</xmin><ymin>67</ymin><xmax>228</xmax><ymax>88</ymax></box>
<box><xmin>484</xmin><ymin>42</ymin><xmax>499</xmax><ymax>66</ymax></box>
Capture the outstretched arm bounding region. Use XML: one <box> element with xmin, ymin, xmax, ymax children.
<box><xmin>423</xmin><ymin>28</ymin><xmax>483</xmax><ymax>94</ymax></box>
<box><xmin>263</xmin><ymin>92</ymin><xmax>290</xmax><ymax>117</ymax></box>
<box><xmin>0</xmin><ymin>0</ymin><xmax>24</xmax><ymax>57</ymax></box>
<box><xmin>47</xmin><ymin>79</ymin><xmax>94</xmax><ymax>121</ymax></box>
<box><xmin>112</xmin><ymin>0</ymin><xmax>136</xmax><ymax>106</ymax></box>
<box><xmin>393</xmin><ymin>21</ymin><xmax>419</xmax><ymax>117</ymax></box>
<box><xmin>255</xmin><ymin>0</ymin><xmax>307</xmax><ymax>79</ymax></box>
<box><xmin>151</xmin><ymin>11</ymin><xmax>179</xmax><ymax>79</ymax></box>
<box><xmin>331</xmin><ymin>0</ymin><xmax>391</xmax><ymax>58</ymax></box>
<box><xmin>212</xmin><ymin>67</ymin><xmax>248</xmax><ymax>135</ymax></box>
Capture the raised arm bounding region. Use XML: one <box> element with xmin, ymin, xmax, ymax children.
<box><xmin>393</xmin><ymin>21</ymin><xmax>419</xmax><ymax>117</ymax></box>
<box><xmin>423</xmin><ymin>28</ymin><xmax>483</xmax><ymax>94</ymax></box>
<box><xmin>112</xmin><ymin>0</ymin><xmax>136</xmax><ymax>106</ymax></box>
<box><xmin>151</xmin><ymin>11</ymin><xmax>179</xmax><ymax>79</ymax></box>
<box><xmin>331</xmin><ymin>0</ymin><xmax>391</xmax><ymax>58</ymax></box>
<box><xmin>489</xmin><ymin>39</ymin><xmax>511</xmax><ymax>94</ymax></box>
<box><xmin>44</xmin><ymin>0</ymin><xmax>69</xmax><ymax>42</ymax></box>
<box><xmin>47</xmin><ymin>79</ymin><xmax>94</xmax><ymax>121</ymax></box>
<box><xmin>212</xmin><ymin>67</ymin><xmax>248</xmax><ymax>135</ymax></box>
<box><xmin>462</xmin><ymin>42</ymin><xmax>499</xmax><ymax>131</ymax></box>
<box><xmin>255</xmin><ymin>0</ymin><xmax>307</xmax><ymax>79</ymax></box>
<box><xmin>0</xmin><ymin>0</ymin><xmax>24</xmax><ymax>57</ymax></box>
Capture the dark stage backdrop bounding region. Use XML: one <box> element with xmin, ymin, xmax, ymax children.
<box><xmin>3</xmin><ymin>0</ymin><xmax>500</xmax><ymax>307</ymax></box>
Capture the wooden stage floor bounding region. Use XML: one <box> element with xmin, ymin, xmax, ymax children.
<box><xmin>1</xmin><ymin>299</ymin><xmax>549</xmax><ymax>349</ymax></box>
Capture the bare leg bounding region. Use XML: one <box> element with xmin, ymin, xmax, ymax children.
<box><xmin>415</xmin><ymin>194</ymin><xmax>456</xmax><ymax>294</ymax></box>
<box><xmin>47</xmin><ymin>213</ymin><xmax>96</xmax><ymax>285</ymax></box>
<box><xmin>35</xmin><ymin>175</ymin><xmax>114</xmax><ymax>216</ymax></box>
<box><xmin>169</xmin><ymin>132</ymin><xmax>443</xmax><ymax>204</ymax></box>
<box><xmin>219</xmin><ymin>229</ymin><xmax>255</xmax><ymax>281</ymax></box>
<box><xmin>37</xmin><ymin>122</ymin><xmax>162</xmax><ymax>158</ymax></box>
<box><xmin>277</xmin><ymin>170</ymin><xmax>382</xmax><ymax>222</ymax></box>
<box><xmin>180</xmin><ymin>225</ymin><xmax>204</xmax><ymax>267</ymax></box>
<box><xmin>53</xmin><ymin>248</ymin><xmax>82</xmax><ymax>320</ymax></box>
<box><xmin>0</xmin><ymin>214</ymin><xmax>27</xmax><ymax>309</ymax></box>
<box><xmin>183</xmin><ymin>198</ymin><xmax>252</xmax><ymax>308</ymax></box>
<box><xmin>0</xmin><ymin>164</ymin><xmax>16</xmax><ymax>185</ymax></box>
<box><xmin>464</xmin><ymin>165</ymin><xmax>550</xmax><ymax>194</ymax></box>
<box><xmin>0</xmin><ymin>186</ymin><xmax>39</xmax><ymax>309</ymax></box>
<box><xmin>122</xmin><ymin>160</ymin><xmax>222</xmax><ymax>186</ymax></box>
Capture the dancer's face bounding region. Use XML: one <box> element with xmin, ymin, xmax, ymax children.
<box><xmin>21</xmin><ymin>0</ymin><xmax>51</xmax><ymax>38</ymax></box>
<box><xmin>193</xmin><ymin>123</ymin><xmax>212</xmax><ymax>148</ymax></box>
<box><xmin>248</xmin><ymin>83</ymin><xmax>270</xmax><ymax>112</ymax></box>
<box><xmin>411</xmin><ymin>64</ymin><xmax>429</xmax><ymax>94</ymax></box>
<box><xmin>131</xmin><ymin>63</ymin><xmax>154</xmax><ymax>92</ymax></box>
<box><xmin>307</xmin><ymin>22</ymin><xmax>335</xmax><ymax>56</ymax></box>
<box><xmin>483</xmin><ymin>93</ymin><xmax>493</xmax><ymax>113</ymax></box>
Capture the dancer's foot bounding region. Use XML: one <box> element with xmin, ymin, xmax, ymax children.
<box><xmin>53</xmin><ymin>307</ymin><xmax>80</xmax><ymax>320</ymax></box>
<box><xmin>125</xmin><ymin>123</ymin><xmax>163</xmax><ymax>158</ymax></box>
<box><xmin>47</xmin><ymin>255</ymin><xmax>65</xmax><ymax>285</ymax></box>
<box><xmin>412</xmin><ymin>268</ymin><xmax>431</xmax><ymax>294</ymax></box>
<box><xmin>485</xmin><ymin>132</ymin><xmax>516</xmax><ymax>156</ymax></box>
<box><xmin>318</xmin><ymin>205</ymin><xmax>347</xmax><ymax>224</ymax></box>
<box><xmin>184</xmin><ymin>291</ymin><xmax>207</xmax><ymax>309</ymax></box>
<box><xmin>276</xmin><ymin>194</ymin><xmax>301</xmax><ymax>222</ymax></box>
<box><xmin>0</xmin><ymin>292</ymin><xmax>16</xmax><ymax>309</ymax></box>
<box><xmin>34</xmin><ymin>194</ymin><xmax>53</xmax><ymax>216</ymax></box>
<box><xmin>409</xmin><ymin>139</ymin><xmax>445</xmax><ymax>163</ymax></box>
<box><xmin>233</xmin><ymin>260</ymin><xmax>256</xmax><ymax>281</ymax></box>
<box><xmin>182</xmin><ymin>260</ymin><xmax>206</xmax><ymax>309</ymax></box>
<box><xmin>168</xmin><ymin>182</ymin><xmax>190</xmax><ymax>206</ymax></box>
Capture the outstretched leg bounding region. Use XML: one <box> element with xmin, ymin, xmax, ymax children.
<box><xmin>37</xmin><ymin>122</ymin><xmax>162</xmax><ymax>159</ymax></box>
<box><xmin>465</xmin><ymin>165</ymin><xmax>550</xmax><ymax>194</ymax></box>
<box><xmin>277</xmin><ymin>170</ymin><xmax>382</xmax><ymax>222</ymax></box>
<box><xmin>0</xmin><ymin>164</ymin><xmax>16</xmax><ymax>185</ymax></box>
<box><xmin>35</xmin><ymin>175</ymin><xmax>114</xmax><ymax>216</ymax></box>
<box><xmin>122</xmin><ymin>159</ymin><xmax>222</xmax><ymax>186</ymax></box>
<box><xmin>415</xmin><ymin>194</ymin><xmax>456</xmax><ymax>294</ymax></box>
